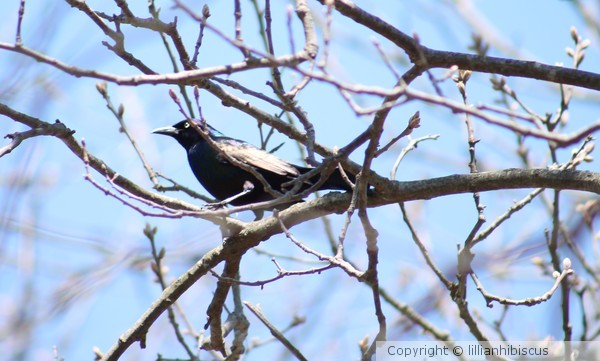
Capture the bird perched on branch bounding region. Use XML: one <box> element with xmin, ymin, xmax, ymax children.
<box><xmin>153</xmin><ymin>119</ymin><xmax>354</xmax><ymax>219</ymax></box>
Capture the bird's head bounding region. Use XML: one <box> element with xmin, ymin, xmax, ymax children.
<box><xmin>152</xmin><ymin>119</ymin><xmax>223</xmax><ymax>150</ymax></box>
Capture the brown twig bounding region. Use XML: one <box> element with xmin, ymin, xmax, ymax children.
<box><xmin>471</xmin><ymin>265</ymin><xmax>574</xmax><ymax>307</ymax></box>
<box><xmin>202</xmin><ymin>257</ymin><xmax>242</xmax><ymax>355</ymax></box>
<box><xmin>210</xmin><ymin>263</ymin><xmax>335</xmax><ymax>287</ymax></box>
<box><xmin>356</xmin><ymin>85</ymin><xmax>387</xmax><ymax>360</ymax></box>
<box><xmin>96</xmin><ymin>82</ymin><xmax>159</xmax><ymax>186</ymax></box>
<box><xmin>64</xmin><ymin>0</ymin><xmax>155</xmax><ymax>75</ymax></box>
<box><xmin>144</xmin><ymin>225</ymin><xmax>196</xmax><ymax>358</ymax></box>
<box><xmin>233</xmin><ymin>0</ymin><xmax>249</xmax><ymax>59</ymax></box>
<box><xmin>375</xmin><ymin>111</ymin><xmax>422</xmax><ymax>157</ymax></box>
<box><xmin>399</xmin><ymin>203</ymin><xmax>453</xmax><ymax>290</ymax></box>
<box><xmin>0</xmin><ymin>121</ymin><xmax>74</xmax><ymax>158</ymax></box>
<box><xmin>244</xmin><ymin>302</ymin><xmax>308</xmax><ymax>361</ymax></box>
<box><xmin>154</xmin><ymin>172</ymin><xmax>214</xmax><ymax>202</ymax></box>
<box><xmin>389</xmin><ymin>134</ymin><xmax>439</xmax><ymax>181</ymax></box>
<box><xmin>316</xmin><ymin>0</ymin><xmax>600</xmax><ymax>91</ymax></box>
<box><xmin>275</xmin><ymin>212</ymin><xmax>364</xmax><ymax>279</ymax></box>
<box><xmin>15</xmin><ymin>0</ymin><xmax>26</xmax><ymax>45</ymax></box>
<box><xmin>229</xmin><ymin>273</ymin><xmax>250</xmax><ymax>359</ymax></box>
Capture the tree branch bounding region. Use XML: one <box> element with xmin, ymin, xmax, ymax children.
<box><xmin>319</xmin><ymin>0</ymin><xmax>600</xmax><ymax>91</ymax></box>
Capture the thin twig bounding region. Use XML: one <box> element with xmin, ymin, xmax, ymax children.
<box><xmin>275</xmin><ymin>212</ymin><xmax>364</xmax><ymax>279</ymax></box>
<box><xmin>209</xmin><ymin>263</ymin><xmax>335</xmax><ymax>287</ymax></box>
<box><xmin>15</xmin><ymin>0</ymin><xmax>26</xmax><ymax>45</ymax></box>
<box><xmin>191</xmin><ymin>5</ymin><xmax>210</xmax><ymax>66</ymax></box>
<box><xmin>372</xmin><ymin>38</ymin><xmax>401</xmax><ymax>81</ymax></box>
<box><xmin>154</xmin><ymin>172</ymin><xmax>214</xmax><ymax>202</ymax></box>
<box><xmin>144</xmin><ymin>225</ymin><xmax>196</xmax><ymax>359</ymax></box>
<box><xmin>399</xmin><ymin>203</ymin><xmax>453</xmax><ymax>289</ymax></box>
<box><xmin>233</xmin><ymin>0</ymin><xmax>249</xmax><ymax>58</ymax></box>
<box><xmin>471</xmin><ymin>266</ymin><xmax>574</xmax><ymax>307</ymax></box>
<box><xmin>96</xmin><ymin>82</ymin><xmax>159</xmax><ymax>186</ymax></box>
<box><xmin>212</xmin><ymin>76</ymin><xmax>285</xmax><ymax>108</ymax></box>
<box><xmin>376</xmin><ymin>111</ymin><xmax>422</xmax><ymax>158</ymax></box>
<box><xmin>1</xmin><ymin>121</ymin><xmax>74</xmax><ymax>158</ymax></box>
<box><xmin>244</xmin><ymin>302</ymin><xmax>308</xmax><ymax>361</ymax></box>
<box><xmin>389</xmin><ymin>134</ymin><xmax>439</xmax><ymax>181</ymax></box>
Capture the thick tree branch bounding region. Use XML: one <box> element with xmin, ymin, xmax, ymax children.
<box><xmin>319</xmin><ymin>0</ymin><xmax>600</xmax><ymax>91</ymax></box>
<box><xmin>3</xmin><ymin>102</ymin><xmax>600</xmax><ymax>361</ymax></box>
<box><xmin>4</xmin><ymin>2</ymin><xmax>600</xmax><ymax>360</ymax></box>
<box><xmin>99</xmin><ymin>166</ymin><xmax>600</xmax><ymax>360</ymax></box>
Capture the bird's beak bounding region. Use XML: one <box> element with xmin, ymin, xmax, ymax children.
<box><xmin>152</xmin><ymin>125</ymin><xmax>179</xmax><ymax>136</ymax></box>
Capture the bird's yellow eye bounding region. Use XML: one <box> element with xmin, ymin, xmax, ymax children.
<box><xmin>184</xmin><ymin>122</ymin><xmax>190</xmax><ymax>128</ymax></box>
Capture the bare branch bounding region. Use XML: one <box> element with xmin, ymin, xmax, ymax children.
<box><xmin>471</xmin><ymin>267</ymin><xmax>574</xmax><ymax>307</ymax></box>
<box><xmin>317</xmin><ymin>0</ymin><xmax>600</xmax><ymax>91</ymax></box>
<box><xmin>244</xmin><ymin>302</ymin><xmax>308</xmax><ymax>361</ymax></box>
<box><xmin>15</xmin><ymin>0</ymin><xmax>25</xmax><ymax>45</ymax></box>
<box><xmin>1</xmin><ymin>120</ymin><xmax>73</xmax><ymax>158</ymax></box>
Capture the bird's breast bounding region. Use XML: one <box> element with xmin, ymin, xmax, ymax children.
<box><xmin>187</xmin><ymin>142</ymin><xmax>262</xmax><ymax>203</ymax></box>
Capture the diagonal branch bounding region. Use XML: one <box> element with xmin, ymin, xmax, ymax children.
<box><xmin>318</xmin><ymin>0</ymin><xmax>600</xmax><ymax>91</ymax></box>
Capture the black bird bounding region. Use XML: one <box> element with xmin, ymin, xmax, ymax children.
<box><xmin>152</xmin><ymin>120</ymin><xmax>353</xmax><ymax>218</ymax></box>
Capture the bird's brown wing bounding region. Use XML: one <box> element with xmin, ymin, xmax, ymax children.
<box><xmin>217</xmin><ymin>141</ymin><xmax>300</xmax><ymax>177</ymax></box>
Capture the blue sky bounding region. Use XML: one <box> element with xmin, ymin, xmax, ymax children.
<box><xmin>1</xmin><ymin>1</ymin><xmax>599</xmax><ymax>360</ymax></box>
